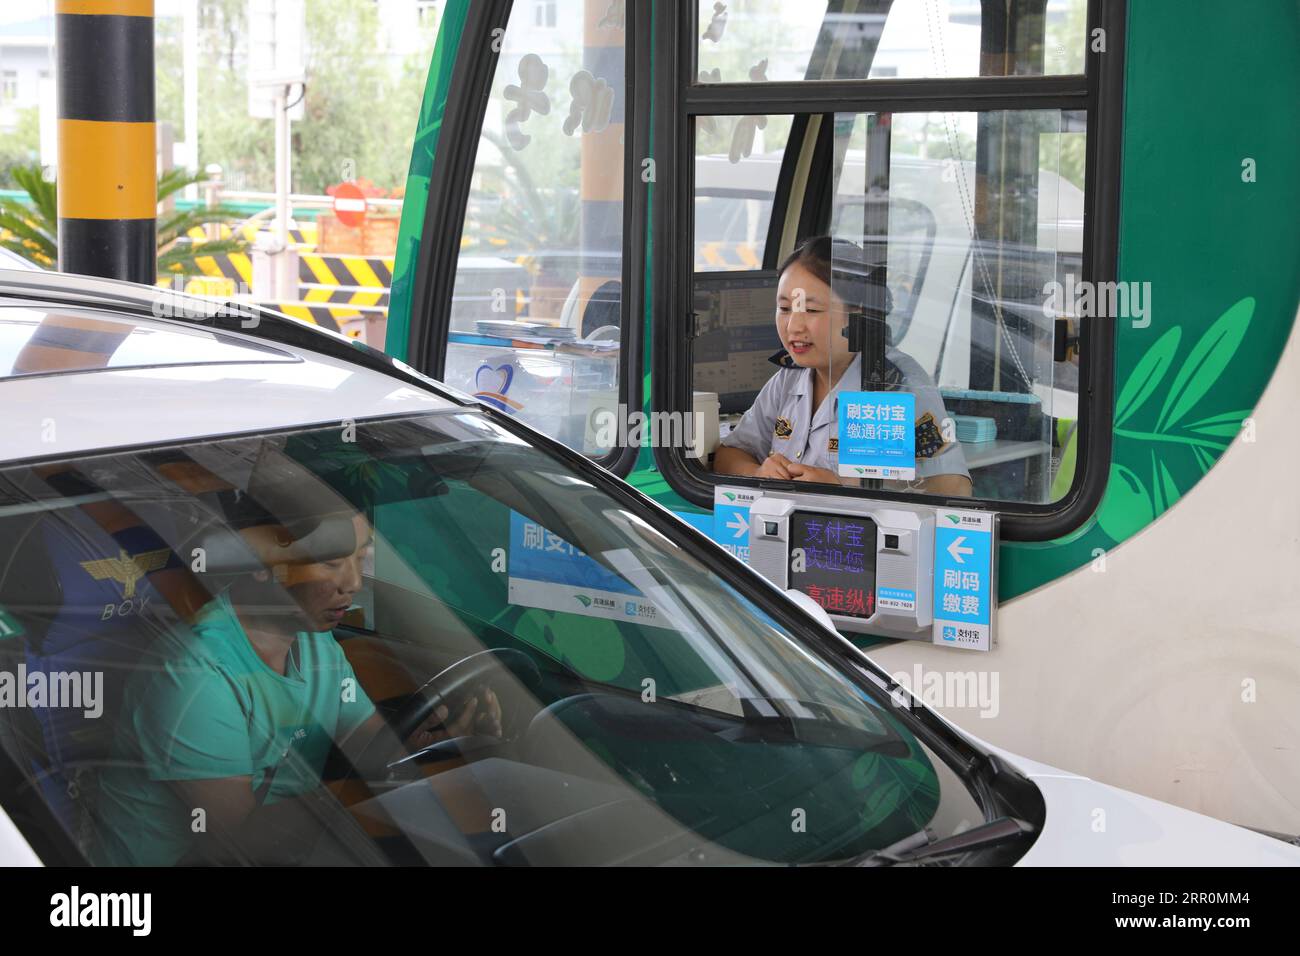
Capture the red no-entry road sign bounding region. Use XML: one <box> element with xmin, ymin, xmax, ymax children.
<box><xmin>332</xmin><ymin>182</ymin><xmax>368</xmax><ymax>227</ymax></box>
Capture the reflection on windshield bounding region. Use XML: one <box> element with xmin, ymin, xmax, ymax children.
<box><xmin>0</xmin><ymin>411</ymin><xmax>983</xmax><ymax>866</ymax></box>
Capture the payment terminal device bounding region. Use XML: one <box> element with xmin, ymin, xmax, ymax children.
<box><xmin>748</xmin><ymin>491</ymin><xmax>998</xmax><ymax>649</ymax></box>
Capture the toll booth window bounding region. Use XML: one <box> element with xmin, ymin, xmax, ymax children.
<box><xmin>695</xmin><ymin>0</ymin><xmax>1088</xmax><ymax>83</ymax></box>
<box><xmin>703</xmin><ymin>107</ymin><xmax>1087</xmax><ymax>506</ymax></box>
<box><xmin>443</xmin><ymin>2</ymin><xmax>626</xmax><ymax>459</ymax></box>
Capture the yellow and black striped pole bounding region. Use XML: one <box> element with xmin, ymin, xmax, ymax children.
<box><xmin>56</xmin><ymin>0</ymin><xmax>156</xmax><ymax>283</ymax></box>
<box><xmin>576</xmin><ymin>1</ymin><xmax>624</xmax><ymax>335</ymax></box>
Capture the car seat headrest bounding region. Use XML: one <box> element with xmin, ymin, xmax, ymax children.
<box><xmin>0</xmin><ymin>518</ymin><xmax>64</xmax><ymax>631</ymax></box>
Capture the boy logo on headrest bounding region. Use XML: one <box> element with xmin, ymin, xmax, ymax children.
<box><xmin>79</xmin><ymin>548</ymin><xmax>171</xmax><ymax>599</ymax></box>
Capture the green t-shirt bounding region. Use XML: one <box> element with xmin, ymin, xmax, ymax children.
<box><xmin>93</xmin><ymin>592</ymin><xmax>376</xmax><ymax>866</ymax></box>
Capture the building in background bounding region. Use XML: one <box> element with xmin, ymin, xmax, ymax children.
<box><xmin>376</xmin><ymin>0</ymin><xmax>442</xmax><ymax>62</ymax></box>
<box><xmin>0</xmin><ymin>14</ymin><xmax>54</xmax><ymax>134</ymax></box>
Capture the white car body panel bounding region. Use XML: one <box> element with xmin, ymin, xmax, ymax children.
<box><xmin>877</xmin><ymin>675</ymin><xmax>1300</xmax><ymax>865</ymax></box>
<box><xmin>1014</xmin><ymin>773</ymin><xmax>1300</xmax><ymax>866</ymax></box>
<box><xmin>0</xmin><ymin>805</ymin><xmax>42</xmax><ymax>866</ymax></box>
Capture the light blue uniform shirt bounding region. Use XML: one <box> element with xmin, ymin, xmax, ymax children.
<box><xmin>719</xmin><ymin>350</ymin><xmax>970</xmax><ymax>481</ymax></box>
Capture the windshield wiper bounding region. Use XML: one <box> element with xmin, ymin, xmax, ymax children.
<box><xmin>849</xmin><ymin>816</ymin><xmax>1035</xmax><ymax>866</ymax></box>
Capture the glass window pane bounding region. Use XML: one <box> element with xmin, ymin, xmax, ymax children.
<box><xmin>444</xmin><ymin>1</ymin><xmax>625</xmax><ymax>458</ymax></box>
<box><xmin>0</xmin><ymin>412</ymin><xmax>986</xmax><ymax>866</ymax></box>
<box><xmin>695</xmin><ymin>0</ymin><xmax>1088</xmax><ymax>83</ymax></box>
<box><xmin>690</xmin><ymin>113</ymin><xmax>795</xmax><ymax>462</ymax></box>
<box><xmin>694</xmin><ymin>114</ymin><xmax>794</xmax><ymax>271</ymax></box>
<box><xmin>829</xmin><ymin>109</ymin><xmax>1085</xmax><ymax>504</ymax></box>
<box><xmin>708</xmin><ymin>109</ymin><xmax>1086</xmax><ymax>505</ymax></box>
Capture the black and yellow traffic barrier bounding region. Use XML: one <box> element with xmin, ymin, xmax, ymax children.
<box><xmin>696</xmin><ymin>241</ymin><xmax>762</xmax><ymax>271</ymax></box>
<box><xmin>185</xmin><ymin>222</ymin><xmax>319</xmax><ymax>249</ymax></box>
<box><xmin>178</xmin><ymin>249</ymin><xmax>394</xmax><ymax>308</ymax></box>
<box><xmin>297</xmin><ymin>286</ymin><xmax>391</xmax><ymax>309</ymax></box>
<box><xmin>298</xmin><ymin>253</ymin><xmax>394</xmax><ymax>290</ymax></box>
<box><xmin>256</xmin><ymin>302</ymin><xmax>345</xmax><ymax>333</ymax></box>
<box><xmin>56</xmin><ymin>0</ymin><xmax>156</xmax><ymax>283</ymax></box>
<box><xmin>190</xmin><ymin>250</ymin><xmax>254</xmax><ymax>290</ymax></box>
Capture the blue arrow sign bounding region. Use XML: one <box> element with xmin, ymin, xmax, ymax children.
<box><xmin>932</xmin><ymin>509</ymin><xmax>995</xmax><ymax>651</ymax></box>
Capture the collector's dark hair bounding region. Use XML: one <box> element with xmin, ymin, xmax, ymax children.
<box><xmin>777</xmin><ymin>235</ymin><xmax>892</xmax><ymax>322</ymax></box>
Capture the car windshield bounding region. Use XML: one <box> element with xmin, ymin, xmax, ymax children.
<box><xmin>0</xmin><ymin>409</ymin><xmax>984</xmax><ymax>866</ymax></box>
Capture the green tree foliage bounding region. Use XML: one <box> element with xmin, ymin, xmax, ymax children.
<box><xmin>0</xmin><ymin>164</ymin><xmax>55</xmax><ymax>267</ymax></box>
<box><xmin>155</xmin><ymin>167</ymin><xmax>251</xmax><ymax>274</ymax></box>
<box><xmin>0</xmin><ymin>163</ymin><xmax>247</xmax><ymax>275</ymax></box>
<box><xmin>294</xmin><ymin>0</ymin><xmax>432</xmax><ymax>194</ymax></box>
<box><xmin>153</xmin><ymin>0</ymin><xmax>437</xmax><ymax>195</ymax></box>
<box><xmin>0</xmin><ymin>107</ymin><xmax>42</xmax><ymax>188</ymax></box>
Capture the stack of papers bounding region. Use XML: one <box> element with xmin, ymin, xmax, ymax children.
<box><xmin>476</xmin><ymin>319</ymin><xmax>576</xmax><ymax>342</ymax></box>
<box><xmin>953</xmin><ymin>414</ymin><xmax>997</xmax><ymax>443</ymax></box>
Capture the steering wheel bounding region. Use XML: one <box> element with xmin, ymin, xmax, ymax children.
<box><xmin>391</xmin><ymin>647</ymin><xmax>538</xmax><ymax>741</ymax></box>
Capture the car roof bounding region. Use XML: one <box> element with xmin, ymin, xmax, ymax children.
<box><xmin>0</xmin><ymin>248</ymin><xmax>42</xmax><ymax>272</ymax></box>
<box><xmin>0</xmin><ymin>269</ymin><xmax>471</xmax><ymax>465</ymax></box>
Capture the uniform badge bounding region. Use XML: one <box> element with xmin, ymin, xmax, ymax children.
<box><xmin>827</xmin><ymin>437</ymin><xmax>838</xmax><ymax>452</ymax></box>
<box><xmin>774</xmin><ymin>417</ymin><xmax>793</xmax><ymax>439</ymax></box>
<box><xmin>915</xmin><ymin>411</ymin><xmax>949</xmax><ymax>459</ymax></box>
<box><xmin>767</xmin><ymin>348</ymin><xmax>798</xmax><ymax>369</ymax></box>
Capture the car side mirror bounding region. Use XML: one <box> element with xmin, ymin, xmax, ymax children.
<box><xmin>785</xmin><ymin>588</ymin><xmax>840</xmax><ymax>636</ymax></box>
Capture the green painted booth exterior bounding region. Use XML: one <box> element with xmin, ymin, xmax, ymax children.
<box><xmin>390</xmin><ymin>0</ymin><xmax>1300</xmax><ymax>606</ymax></box>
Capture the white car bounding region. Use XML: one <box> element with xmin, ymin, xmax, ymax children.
<box><xmin>0</xmin><ymin>248</ymin><xmax>42</xmax><ymax>272</ymax></box>
<box><xmin>0</xmin><ymin>268</ymin><xmax>1294</xmax><ymax>867</ymax></box>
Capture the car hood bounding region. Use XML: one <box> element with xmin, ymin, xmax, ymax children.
<box><xmin>975</xmin><ymin>736</ymin><xmax>1300</xmax><ymax>866</ymax></box>
<box><xmin>853</xmin><ymin>643</ymin><xmax>1299</xmax><ymax>865</ymax></box>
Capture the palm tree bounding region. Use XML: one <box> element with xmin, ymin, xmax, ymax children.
<box><xmin>155</xmin><ymin>167</ymin><xmax>250</xmax><ymax>276</ymax></box>
<box><xmin>0</xmin><ymin>165</ymin><xmax>55</xmax><ymax>268</ymax></box>
<box><xmin>0</xmin><ymin>163</ymin><xmax>249</xmax><ymax>277</ymax></box>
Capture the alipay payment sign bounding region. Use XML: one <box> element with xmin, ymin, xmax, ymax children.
<box><xmin>837</xmin><ymin>391</ymin><xmax>916</xmax><ymax>480</ymax></box>
<box><xmin>932</xmin><ymin>508</ymin><xmax>995</xmax><ymax>651</ymax></box>
<box><xmin>508</xmin><ymin>512</ymin><xmax>668</xmax><ymax>629</ymax></box>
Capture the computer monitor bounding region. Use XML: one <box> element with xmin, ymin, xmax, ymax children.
<box><xmin>691</xmin><ymin>271</ymin><xmax>783</xmax><ymax>415</ymax></box>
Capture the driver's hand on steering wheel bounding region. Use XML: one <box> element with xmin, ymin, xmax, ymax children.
<box><xmin>407</xmin><ymin>685</ymin><xmax>503</xmax><ymax>749</ymax></box>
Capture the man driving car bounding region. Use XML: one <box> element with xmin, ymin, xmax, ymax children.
<box><xmin>92</xmin><ymin>455</ymin><xmax>502</xmax><ymax>866</ymax></box>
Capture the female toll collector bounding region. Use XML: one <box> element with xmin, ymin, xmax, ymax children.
<box><xmin>713</xmin><ymin>236</ymin><xmax>972</xmax><ymax>496</ymax></box>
